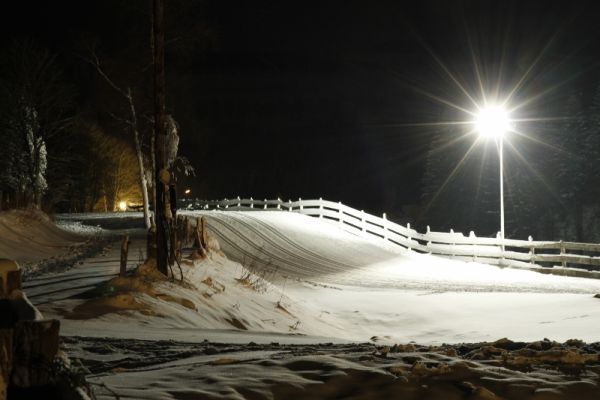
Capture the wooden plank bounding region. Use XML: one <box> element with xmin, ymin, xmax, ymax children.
<box><xmin>533</xmin><ymin>253</ymin><xmax>600</xmax><ymax>267</ymax></box>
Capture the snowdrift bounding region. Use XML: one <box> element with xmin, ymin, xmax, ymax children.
<box><xmin>0</xmin><ymin>209</ymin><xmax>85</xmax><ymax>264</ymax></box>
<box><xmin>62</xmin><ymin>250</ymin><xmax>350</xmax><ymax>340</ymax></box>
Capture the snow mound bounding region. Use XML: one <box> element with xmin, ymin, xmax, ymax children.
<box><xmin>64</xmin><ymin>250</ymin><xmax>350</xmax><ymax>339</ymax></box>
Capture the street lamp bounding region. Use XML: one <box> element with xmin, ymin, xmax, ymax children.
<box><xmin>474</xmin><ymin>106</ymin><xmax>510</xmax><ymax>241</ymax></box>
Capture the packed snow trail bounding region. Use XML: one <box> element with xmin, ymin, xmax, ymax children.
<box><xmin>23</xmin><ymin>213</ymin><xmax>149</xmax><ymax>305</ymax></box>
<box><xmin>24</xmin><ymin>236</ymin><xmax>147</xmax><ymax>305</ymax></box>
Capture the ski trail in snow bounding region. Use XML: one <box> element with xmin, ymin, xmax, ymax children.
<box><xmin>24</xmin><ymin>236</ymin><xmax>147</xmax><ymax>305</ymax></box>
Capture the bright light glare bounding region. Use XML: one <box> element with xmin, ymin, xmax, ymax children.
<box><xmin>474</xmin><ymin>106</ymin><xmax>510</xmax><ymax>139</ymax></box>
<box><xmin>184</xmin><ymin>189</ymin><xmax>191</xmax><ymax>194</ymax></box>
<box><xmin>118</xmin><ymin>201</ymin><xmax>127</xmax><ymax>211</ymax></box>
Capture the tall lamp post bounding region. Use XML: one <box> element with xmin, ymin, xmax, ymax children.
<box><xmin>474</xmin><ymin>106</ymin><xmax>510</xmax><ymax>241</ymax></box>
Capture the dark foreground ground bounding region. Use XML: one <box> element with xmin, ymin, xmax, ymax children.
<box><xmin>64</xmin><ymin>336</ymin><xmax>600</xmax><ymax>400</ymax></box>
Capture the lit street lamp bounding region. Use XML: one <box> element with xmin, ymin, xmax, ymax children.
<box><xmin>474</xmin><ymin>106</ymin><xmax>510</xmax><ymax>241</ymax></box>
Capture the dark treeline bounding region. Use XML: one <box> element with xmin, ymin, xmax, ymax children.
<box><xmin>0</xmin><ymin>0</ymin><xmax>205</xmax><ymax>213</ymax></box>
<box><xmin>0</xmin><ymin>40</ymin><xmax>142</xmax><ymax>212</ymax></box>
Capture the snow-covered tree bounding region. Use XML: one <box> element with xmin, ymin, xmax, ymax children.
<box><xmin>0</xmin><ymin>40</ymin><xmax>73</xmax><ymax>209</ymax></box>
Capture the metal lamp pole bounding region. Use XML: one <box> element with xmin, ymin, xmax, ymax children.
<box><xmin>498</xmin><ymin>136</ymin><xmax>504</xmax><ymax>242</ymax></box>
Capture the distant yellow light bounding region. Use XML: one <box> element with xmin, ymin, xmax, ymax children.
<box><xmin>118</xmin><ymin>201</ymin><xmax>127</xmax><ymax>211</ymax></box>
<box><xmin>184</xmin><ymin>189</ymin><xmax>191</xmax><ymax>195</ymax></box>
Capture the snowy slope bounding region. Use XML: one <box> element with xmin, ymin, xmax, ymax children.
<box><xmin>37</xmin><ymin>210</ymin><xmax>600</xmax><ymax>346</ymax></box>
<box><xmin>187</xmin><ymin>210</ymin><xmax>600</xmax><ymax>294</ymax></box>
<box><xmin>27</xmin><ymin>210</ymin><xmax>600</xmax><ymax>399</ymax></box>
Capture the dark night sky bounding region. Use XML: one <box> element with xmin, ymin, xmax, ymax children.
<box><xmin>3</xmin><ymin>0</ymin><xmax>600</xmax><ymax>218</ymax></box>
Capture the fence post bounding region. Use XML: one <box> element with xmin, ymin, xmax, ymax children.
<box><xmin>406</xmin><ymin>222</ymin><xmax>412</xmax><ymax>251</ymax></box>
<box><xmin>319</xmin><ymin>197</ymin><xmax>323</xmax><ymax>218</ymax></box>
<box><xmin>468</xmin><ymin>231</ymin><xmax>475</xmax><ymax>261</ymax></box>
<box><xmin>120</xmin><ymin>235</ymin><xmax>129</xmax><ymax>277</ymax></box>
<box><xmin>237</xmin><ymin>196</ymin><xmax>241</xmax><ymax>207</ymax></box>
<box><xmin>338</xmin><ymin>202</ymin><xmax>343</xmax><ymax>226</ymax></box>
<box><xmin>361</xmin><ymin>210</ymin><xmax>366</xmax><ymax>232</ymax></box>
<box><xmin>264</xmin><ymin>198</ymin><xmax>267</xmax><ymax>210</ymax></box>
<box><xmin>299</xmin><ymin>198</ymin><xmax>303</xmax><ymax>210</ymax></box>
<box><xmin>528</xmin><ymin>235</ymin><xmax>535</xmax><ymax>265</ymax></box>
<box><xmin>496</xmin><ymin>231</ymin><xmax>504</xmax><ymax>266</ymax></box>
<box><xmin>250</xmin><ymin>197</ymin><xmax>254</xmax><ymax>209</ymax></box>
<box><xmin>560</xmin><ymin>240</ymin><xmax>566</xmax><ymax>268</ymax></box>
<box><xmin>426</xmin><ymin>226</ymin><xmax>432</xmax><ymax>254</ymax></box>
<box><xmin>288</xmin><ymin>200</ymin><xmax>292</xmax><ymax>212</ymax></box>
<box><xmin>382</xmin><ymin>213</ymin><xmax>387</xmax><ymax>240</ymax></box>
<box><xmin>277</xmin><ymin>197</ymin><xmax>281</xmax><ymax>210</ymax></box>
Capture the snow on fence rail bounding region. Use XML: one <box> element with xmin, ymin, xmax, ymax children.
<box><xmin>179</xmin><ymin>197</ymin><xmax>600</xmax><ymax>278</ymax></box>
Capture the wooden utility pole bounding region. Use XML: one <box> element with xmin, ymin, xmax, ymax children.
<box><xmin>153</xmin><ymin>0</ymin><xmax>169</xmax><ymax>276</ymax></box>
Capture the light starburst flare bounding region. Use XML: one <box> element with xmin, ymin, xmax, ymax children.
<box><xmin>473</xmin><ymin>105</ymin><xmax>511</xmax><ymax>139</ymax></box>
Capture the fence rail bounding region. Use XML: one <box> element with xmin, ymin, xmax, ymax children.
<box><xmin>179</xmin><ymin>197</ymin><xmax>600</xmax><ymax>279</ymax></box>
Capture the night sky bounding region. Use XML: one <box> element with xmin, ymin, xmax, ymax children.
<box><xmin>3</xmin><ymin>0</ymin><xmax>600</xmax><ymax>219</ymax></box>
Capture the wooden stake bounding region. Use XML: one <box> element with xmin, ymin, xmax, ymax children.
<box><xmin>120</xmin><ymin>235</ymin><xmax>130</xmax><ymax>277</ymax></box>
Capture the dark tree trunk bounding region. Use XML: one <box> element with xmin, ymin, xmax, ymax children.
<box><xmin>153</xmin><ymin>0</ymin><xmax>169</xmax><ymax>276</ymax></box>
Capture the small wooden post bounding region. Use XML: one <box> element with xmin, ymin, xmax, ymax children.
<box><xmin>192</xmin><ymin>216</ymin><xmax>209</xmax><ymax>259</ymax></box>
<box><xmin>470</xmin><ymin>231</ymin><xmax>476</xmax><ymax>261</ymax></box>
<box><xmin>200</xmin><ymin>217</ymin><xmax>209</xmax><ymax>249</ymax></box>
<box><xmin>120</xmin><ymin>235</ymin><xmax>130</xmax><ymax>277</ymax></box>
<box><xmin>361</xmin><ymin>210</ymin><xmax>365</xmax><ymax>232</ymax></box>
<box><xmin>186</xmin><ymin>217</ymin><xmax>193</xmax><ymax>247</ymax></box>
<box><xmin>560</xmin><ymin>240</ymin><xmax>566</xmax><ymax>268</ymax></box>
<box><xmin>528</xmin><ymin>235</ymin><xmax>535</xmax><ymax>265</ymax></box>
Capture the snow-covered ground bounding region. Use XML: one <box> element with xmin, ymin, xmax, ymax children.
<box><xmin>11</xmin><ymin>210</ymin><xmax>600</xmax><ymax>399</ymax></box>
<box><xmin>37</xmin><ymin>210</ymin><xmax>600</xmax><ymax>346</ymax></box>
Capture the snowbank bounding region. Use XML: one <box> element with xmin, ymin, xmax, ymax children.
<box><xmin>0</xmin><ymin>209</ymin><xmax>85</xmax><ymax>265</ymax></box>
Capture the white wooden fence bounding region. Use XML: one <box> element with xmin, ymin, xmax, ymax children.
<box><xmin>180</xmin><ymin>197</ymin><xmax>600</xmax><ymax>279</ymax></box>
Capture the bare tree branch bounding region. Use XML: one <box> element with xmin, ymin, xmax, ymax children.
<box><xmin>84</xmin><ymin>50</ymin><xmax>130</xmax><ymax>100</ymax></box>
